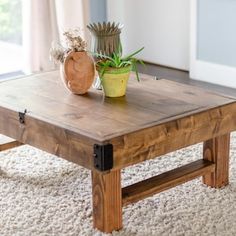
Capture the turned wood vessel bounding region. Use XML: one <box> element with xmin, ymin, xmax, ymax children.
<box><xmin>61</xmin><ymin>51</ymin><xmax>95</xmax><ymax>95</ymax></box>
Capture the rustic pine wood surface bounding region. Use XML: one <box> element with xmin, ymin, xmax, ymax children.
<box><xmin>0</xmin><ymin>71</ymin><xmax>236</xmax><ymax>171</ymax></box>
<box><xmin>92</xmin><ymin>169</ymin><xmax>122</xmax><ymax>232</ymax></box>
<box><xmin>122</xmin><ymin>159</ymin><xmax>215</xmax><ymax>206</ymax></box>
<box><xmin>203</xmin><ymin>133</ymin><xmax>230</xmax><ymax>188</ymax></box>
<box><xmin>0</xmin><ymin>70</ymin><xmax>235</xmax><ymax>141</ymax></box>
<box><xmin>0</xmin><ymin>136</ymin><xmax>23</xmax><ymax>151</ymax></box>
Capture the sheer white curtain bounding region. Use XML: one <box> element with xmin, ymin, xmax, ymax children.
<box><xmin>23</xmin><ymin>0</ymin><xmax>89</xmax><ymax>74</ymax></box>
<box><xmin>56</xmin><ymin>0</ymin><xmax>89</xmax><ymax>40</ymax></box>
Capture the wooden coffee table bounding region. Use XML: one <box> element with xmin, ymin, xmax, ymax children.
<box><xmin>0</xmin><ymin>71</ymin><xmax>236</xmax><ymax>233</ymax></box>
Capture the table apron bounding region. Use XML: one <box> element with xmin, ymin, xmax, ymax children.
<box><xmin>110</xmin><ymin>103</ymin><xmax>236</xmax><ymax>170</ymax></box>
<box><xmin>1</xmin><ymin>103</ymin><xmax>236</xmax><ymax>172</ymax></box>
<box><xmin>0</xmin><ymin>106</ymin><xmax>96</xmax><ymax>170</ymax></box>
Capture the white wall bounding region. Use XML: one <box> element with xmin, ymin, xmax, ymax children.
<box><xmin>107</xmin><ymin>0</ymin><xmax>190</xmax><ymax>70</ymax></box>
<box><xmin>197</xmin><ymin>0</ymin><xmax>236</xmax><ymax>67</ymax></box>
<box><xmin>190</xmin><ymin>0</ymin><xmax>236</xmax><ymax>88</ymax></box>
<box><xmin>89</xmin><ymin>0</ymin><xmax>107</xmax><ymax>23</ymax></box>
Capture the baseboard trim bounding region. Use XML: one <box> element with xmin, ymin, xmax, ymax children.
<box><xmin>190</xmin><ymin>60</ymin><xmax>236</xmax><ymax>88</ymax></box>
<box><xmin>143</xmin><ymin>60</ymin><xmax>189</xmax><ymax>73</ymax></box>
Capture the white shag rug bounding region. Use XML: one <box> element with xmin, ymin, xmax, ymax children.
<box><xmin>0</xmin><ymin>133</ymin><xmax>236</xmax><ymax>236</ymax></box>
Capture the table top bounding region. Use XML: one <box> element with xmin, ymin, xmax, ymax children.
<box><xmin>0</xmin><ymin>71</ymin><xmax>235</xmax><ymax>142</ymax></box>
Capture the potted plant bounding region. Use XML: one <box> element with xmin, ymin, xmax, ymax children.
<box><xmin>94</xmin><ymin>47</ymin><xmax>144</xmax><ymax>97</ymax></box>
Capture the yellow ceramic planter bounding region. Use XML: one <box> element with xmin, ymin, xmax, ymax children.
<box><xmin>98</xmin><ymin>66</ymin><xmax>132</xmax><ymax>97</ymax></box>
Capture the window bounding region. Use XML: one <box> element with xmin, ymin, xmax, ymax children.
<box><xmin>0</xmin><ymin>0</ymin><xmax>23</xmax><ymax>77</ymax></box>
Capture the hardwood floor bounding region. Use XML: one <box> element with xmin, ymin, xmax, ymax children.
<box><xmin>137</xmin><ymin>63</ymin><xmax>236</xmax><ymax>98</ymax></box>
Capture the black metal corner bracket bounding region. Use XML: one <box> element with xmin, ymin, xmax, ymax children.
<box><xmin>19</xmin><ymin>109</ymin><xmax>27</xmax><ymax>124</ymax></box>
<box><xmin>93</xmin><ymin>143</ymin><xmax>113</xmax><ymax>171</ymax></box>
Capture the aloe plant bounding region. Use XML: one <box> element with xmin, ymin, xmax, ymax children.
<box><xmin>94</xmin><ymin>47</ymin><xmax>145</xmax><ymax>81</ymax></box>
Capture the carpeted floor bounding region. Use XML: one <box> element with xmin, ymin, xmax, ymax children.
<box><xmin>0</xmin><ymin>133</ymin><xmax>236</xmax><ymax>236</ymax></box>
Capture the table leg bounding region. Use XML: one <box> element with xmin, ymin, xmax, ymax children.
<box><xmin>91</xmin><ymin>169</ymin><xmax>122</xmax><ymax>233</ymax></box>
<box><xmin>203</xmin><ymin>133</ymin><xmax>230</xmax><ymax>188</ymax></box>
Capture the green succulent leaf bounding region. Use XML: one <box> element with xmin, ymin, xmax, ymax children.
<box><xmin>138</xmin><ymin>59</ymin><xmax>146</xmax><ymax>67</ymax></box>
<box><xmin>119</xmin><ymin>61</ymin><xmax>132</xmax><ymax>67</ymax></box>
<box><xmin>92</xmin><ymin>46</ymin><xmax>145</xmax><ymax>82</ymax></box>
<box><xmin>122</xmin><ymin>47</ymin><xmax>144</xmax><ymax>61</ymax></box>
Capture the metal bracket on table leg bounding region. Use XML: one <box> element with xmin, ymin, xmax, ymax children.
<box><xmin>18</xmin><ymin>109</ymin><xmax>27</xmax><ymax>124</ymax></box>
<box><xmin>93</xmin><ymin>143</ymin><xmax>113</xmax><ymax>171</ymax></box>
